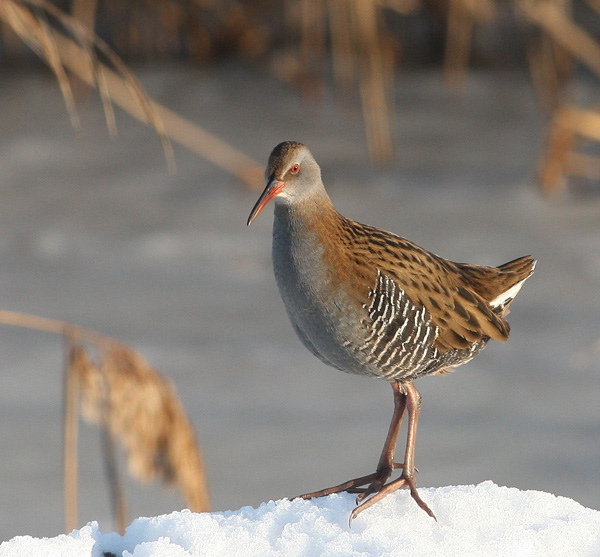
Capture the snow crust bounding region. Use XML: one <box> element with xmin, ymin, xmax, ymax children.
<box><xmin>2</xmin><ymin>482</ymin><xmax>599</xmax><ymax>556</ymax></box>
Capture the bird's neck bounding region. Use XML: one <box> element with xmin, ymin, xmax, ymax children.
<box><xmin>271</xmin><ymin>188</ymin><xmax>370</xmax><ymax>321</ymax></box>
<box><xmin>272</xmin><ymin>187</ymin><xmax>349</xmax><ymax>286</ymax></box>
<box><xmin>273</xmin><ymin>188</ymin><xmax>339</xmax><ymax>235</ymax></box>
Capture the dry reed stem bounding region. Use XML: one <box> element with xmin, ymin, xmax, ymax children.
<box><xmin>282</xmin><ymin>0</ymin><xmax>401</xmax><ymax>163</ymax></box>
<box><xmin>526</xmin><ymin>32</ymin><xmax>567</xmax><ymax>112</ymax></box>
<box><xmin>0</xmin><ymin>0</ymin><xmax>80</xmax><ymax>127</ymax></box>
<box><xmin>75</xmin><ymin>342</ymin><xmax>211</xmax><ymax>513</ymax></box>
<box><xmin>72</xmin><ymin>0</ymin><xmax>98</xmax><ymax>33</ymax></box>
<box><xmin>443</xmin><ymin>0</ymin><xmax>474</xmax><ymax>90</ymax></box>
<box><xmin>42</xmin><ymin>0</ymin><xmax>176</xmax><ymax>169</ymax></box>
<box><xmin>0</xmin><ymin>0</ymin><xmax>173</xmax><ymax>168</ymax></box>
<box><xmin>538</xmin><ymin>105</ymin><xmax>578</xmax><ymax>192</ymax></box>
<box><xmin>524</xmin><ymin>0</ymin><xmax>600</xmax><ymax>192</ymax></box>
<box><xmin>0</xmin><ymin>309</ymin><xmax>116</xmax><ymax>347</ymax></box>
<box><xmin>70</xmin><ymin>0</ymin><xmax>101</xmax><ymax>100</ymax></box>
<box><xmin>0</xmin><ymin>0</ymin><xmax>264</xmax><ymax>187</ymax></box>
<box><xmin>519</xmin><ymin>0</ymin><xmax>600</xmax><ymax>79</ymax></box>
<box><xmin>329</xmin><ymin>0</ymin><xmax>356</xmax><ymax>95</ymax></box>
<box><xmin>0</xmin><ymin>309</ymin><xmax>210</xmax><ymax>530</ymax></box>
<box><xmin>64</xmin><ymin>336</ymin><xmax>81</xmax><ymax>533</ymax></box>
<box><xmin>99</xmin><ymin>400</ymin><xmax>129</xmax><ymax>535</ymax></box>
<box><xmin>521</xmin><ymin>0</ymin><xmax>574</xmax><ymax>112</ymax></box>
<box><xmin>51</xmin><ymin>25</ymin><xmax>263</xmax><ymax>188</ymax></box>
<box><xmin>538</xmin><ymin>105</ymin><xmax>600</xmax><ymax>192</ymax></box>
<box><xmin>442</xmin><ymin>0</ymin><xmax>495</xmax><ymax>89</ymax></box>
<box><xmin>66</xmin><ymin>341</ymin><xmax>128</xmax><ymax>534</ymax></box>
<box><xmin>353</xmin><ymin>0</ymin><xmax>394</xmax><ymax>163</ymax></box>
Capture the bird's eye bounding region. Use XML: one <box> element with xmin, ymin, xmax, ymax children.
<box><xmin>290</xmin><ymin>164</ymin><xmax>300</xmax><ymax>175</ymax></box>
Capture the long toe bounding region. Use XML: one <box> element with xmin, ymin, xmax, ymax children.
<box><xmin>349</xmin><ymin>476</ymin><xmax>436</xmax><ymax>526</ymax></box>
<box><xmin>354</xmin><ymin>465</ymin><xmax>395</xmax><ymax>503</ymax></box>
<box><xmin>296</xmin><ymin>472</ymin><xmax>381</xmax><ymax>500</ymax></box>
<box><xmin>354</xmin><ymin>478</ymin><xmax>386</xmax><ymax>504</ymax></box>
<box><xmin>407</xmin><ymin>478</ymin><xmax>436</xmax><ymax>520</ymax></box>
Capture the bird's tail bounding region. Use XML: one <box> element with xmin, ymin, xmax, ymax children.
<box><xmin>455</xmin><ymin>255</ymin><xmax>536</xmax><ymax>312</ymax></box>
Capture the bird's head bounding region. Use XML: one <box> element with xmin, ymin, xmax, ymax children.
<box><xmin>247</xmin><ymin>141</ymin><xmax>322</xmax><ymax>225</ymax></box>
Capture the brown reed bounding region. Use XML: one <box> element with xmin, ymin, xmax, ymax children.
<box><xmin>0</xmin><ymin>310</ymin><xmax>210</xmax><ymax>534</ymax></box>
<box><xmin>0</xmin><ymin>0</ymin><xmax>264</xmax><ymax>186</ymax></box>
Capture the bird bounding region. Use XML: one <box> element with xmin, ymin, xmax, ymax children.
<box><xmin>247</xmin><ymin>141</ymin><xmax>535</xmax><ymax>523</ymax></box>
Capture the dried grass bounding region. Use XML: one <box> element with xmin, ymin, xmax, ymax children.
<box><xmin>73</xmin><ymin>342</ymin><xmax>210</xmax><ymax>509</ymax></box>
<box><xmin>0</xmin><ymin>0</ymin><xmax>263</xmax><ymax>187</ymax></box>
<box><xmin>517</xmin><ymin>0</ymin><xmax>600</xmax><ymax>192</ymax></box>
<box><xmin>538</xmin><ymin>104</ymin><xmax>600</xmax><ymax>192</ymax></box>
<box><xmin>91</xmin><ymin>0</ymin><xmax>269</xmax><ymax>63</ymax></box>
<box><xmin>0</xmin><ymin>0</ymin><xmax>172</xmax><ymax>163</ymax></box>
<box><xmin>442</xmin><ymin>0</ymin><xmax>495</xmax><ymax>89</ymax></box>
<box><xmin>519</xmin><ymin>0</ymin><xmax>600</xmax><ymax>76</ymax></box>
<box><xmin>431</xmin><ymin>0</ymin><xmax>600</xmax><ymax>192</ymax></box>
<box><xmin>4</xmin><ymin>1</ymin><xmax>600</xmax><ymax>187</ymax></box>
<box><xmin>518</xmin><ymin>0</ymin><xmax>600</xmax><ymax>109</ymax></box>
<box><xmin>278</xmin><ymin>0</ymin><xmax>420</xmax><ymax>163</ymax></box>
<box><xmin>0</xmin><ymin>309</ymin><xmax>210</xmax><ymax>534</ymax></box>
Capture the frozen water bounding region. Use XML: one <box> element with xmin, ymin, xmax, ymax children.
<box><xmin>0</xmin><ymin>65</ymin><xmax>599</xmax><ymax>541</ymax></box>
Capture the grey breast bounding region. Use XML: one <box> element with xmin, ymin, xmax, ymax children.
<box><xmin>271</xmin><ymin>205</ymin><xmax>376</xmax><ymax>376</ymax></box>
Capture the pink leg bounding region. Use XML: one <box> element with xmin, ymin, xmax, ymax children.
<box><xmin>350</xmin><ymin>382</ymin><xmax>436</xmax><ymax>524</ymax></box>
<box><xmin>298</xmin><ymin>381</ymin><xmax>407</xmax><ymax>500</ymax></box>
<box><xmin>298</xmin><ymin>381</ymin><xmax>435</xmax><ymax>524</ymax></box>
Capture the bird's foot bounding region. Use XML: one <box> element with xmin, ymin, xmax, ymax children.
<box><xmin>296</xmin><ymin>473</ymin><xmax>381</xmax><ymax>500</ymax></box>
<box><xmin>296</xmin><ymin>462</ymin><xmax>405</xmax><ymax>501</ymax></box>
<box><xmin>349</xmin><ymin>474</ymin><xmax>436</xmax><ymax>526</ymax></box>
<box><xmin>349</xmin><ymin>465</ymin><xmax>396</xmax><ymax>501</ymax></box>
<box><xmin>295</xmin><ymin>464</ymin><xmax>434</xmax><ymax>525</ymax></box>
<box><xmin>349</xmin><ymin>462</ymin><xmax>420</xmax><ymax>498</ymax></box>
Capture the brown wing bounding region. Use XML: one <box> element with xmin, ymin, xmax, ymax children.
<box><xmin>381</xmin><ymin>251</ymin><xmax>510</xmax><ymax>352</ymax></box>
<box><xmin>339</xmin><ymin>219</ymin><xmax>512</xmax><ymax>353</ymax></box>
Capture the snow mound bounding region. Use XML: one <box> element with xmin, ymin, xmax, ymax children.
<box><xmin>2</xmin><ymin>482</ymin><xmax>599</xmax><ymax>556</ymax></box>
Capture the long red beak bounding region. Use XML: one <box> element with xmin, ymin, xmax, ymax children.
<box><xmin>247</xmin><ymin>176</ymin><xmax>285</xmax><ymax>226</ymax></box>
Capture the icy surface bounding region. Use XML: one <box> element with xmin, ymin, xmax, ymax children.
<box><xmin>2</xmin><ymin>483</ymin><xmax>600</xmax><ymax>556</ymax></box>
<box><xmin>0</xmin><ymin>66</ymin><xmax>600</xmax><ymax>540</ymax></box>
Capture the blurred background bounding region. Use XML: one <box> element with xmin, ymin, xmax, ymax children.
<box><xmin>0</xmin><ymin>0</ymin><xmax>599</xmax><ymax>541</ymax></box>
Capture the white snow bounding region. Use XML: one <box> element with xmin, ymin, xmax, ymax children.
<box><xmin>2</xmin><ymin>482</ymin><xmax>600</xmax><ymax>556</ymax></box>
